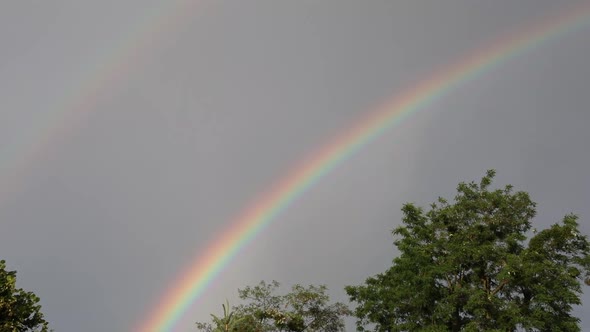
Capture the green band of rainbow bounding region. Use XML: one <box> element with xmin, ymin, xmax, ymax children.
<box><xmin>139</xmin><ymin>4</ymin><xmax>590</xmax><ymax>332</ymax></box>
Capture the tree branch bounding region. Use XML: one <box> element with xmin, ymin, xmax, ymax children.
<box><xmin>491</xmin><ymin>279</ymin><xmax>509</xmax><ymax>296</ymax></box>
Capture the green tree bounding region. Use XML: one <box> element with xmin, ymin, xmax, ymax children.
<box><xmin>0</xmin><ymin>260</ymin><xmax>51</xmax><ymax>332</ymax></box>
<box><xmin>195</xmin><ymin>300</ymin><xmax>260</xmax><ymax>332</ymax></box>
<box><xmin>346</xmin><ymin>170</ymin><xmax>590</xmax><ymax>332</ymax></box>
<box><xmin>197</xmin><ymin>281</ymin><xmax>351</xmax><ymax>332</ymax></box>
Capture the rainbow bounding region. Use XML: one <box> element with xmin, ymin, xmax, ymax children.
<box><xmin>138</xmin><ymin>4</ymin><xmax>590</xmax><ymax>332</ymax></box>
<box><xmin>0</xmin><ymin>1</ymin><xmax>202</xmax><ymax>205</ymax></box>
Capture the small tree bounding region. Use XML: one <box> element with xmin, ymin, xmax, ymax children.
<box><xmin>346</xmin><ymin>170</ymin><xmax>590</xmax><ymax>331</ymax></box>
<box><xmin>195</xmin><ymin>300</ymin><xmax>260</xmax><ymax>332</ymax></box>
<box><xmin>197</xmin><ymin>281</ymin><xmax>351</xmax><ymax>332</ymax></box>
<box><xmin>0</xmin><ymin>260</ymin><xmax>51</xmax><ymax>332</ymax></box>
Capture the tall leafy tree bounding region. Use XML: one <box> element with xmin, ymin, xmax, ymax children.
<box><xmin>346</xmin><ymin>170</ymin><xmax>590</xmax><ymax>332</ymax></box>
<box><xmin>0</xmin><ymin>260</ymin><xmax>51</xmax><ymax>332</ymax></box>
<box><xmin>197</xmin><ymin>281</ymin><xmax>351</xmax><ymax>332</ymax></box>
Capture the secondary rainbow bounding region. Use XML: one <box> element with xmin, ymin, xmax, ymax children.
<box><xmin>139</xmin><ymin>4</ymin><xmax>590</xmax><ymax>332</ymax></box>
<box><xmin>0</xmin><ymin>0</ymin><xmax>202</xmax><ymax>206</ymax></box>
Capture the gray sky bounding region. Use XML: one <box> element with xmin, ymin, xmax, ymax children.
<box><xmin>1</xmin><ymin>1</ymin><xmax>590</xmax><ymax>331</ymax></box>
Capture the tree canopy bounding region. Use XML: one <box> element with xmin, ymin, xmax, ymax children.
<box><xmin>0</xmin><ymin>259</ymin><xmax>51</xmax><ymax>332</ymax></box>
<box><xmin>345</xmin><ymin>170</ymin><xmax>590</xmax><ymax>331</ymax></box>
<box><xmin>196</xmin><ymin>280</ymin><xmax>350</xmax><ymax>332</ymax></box>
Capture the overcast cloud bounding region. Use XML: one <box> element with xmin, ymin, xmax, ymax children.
<box><xmin>1</xmin><ymin>1</ymin><xmax>589</xmax><ymax>331</ymax></box>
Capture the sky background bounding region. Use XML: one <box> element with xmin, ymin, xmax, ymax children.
<box><xmin>1</xmin><ymin>1</ymin><xmax>590</xmax><ymax>331</ymax></box>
